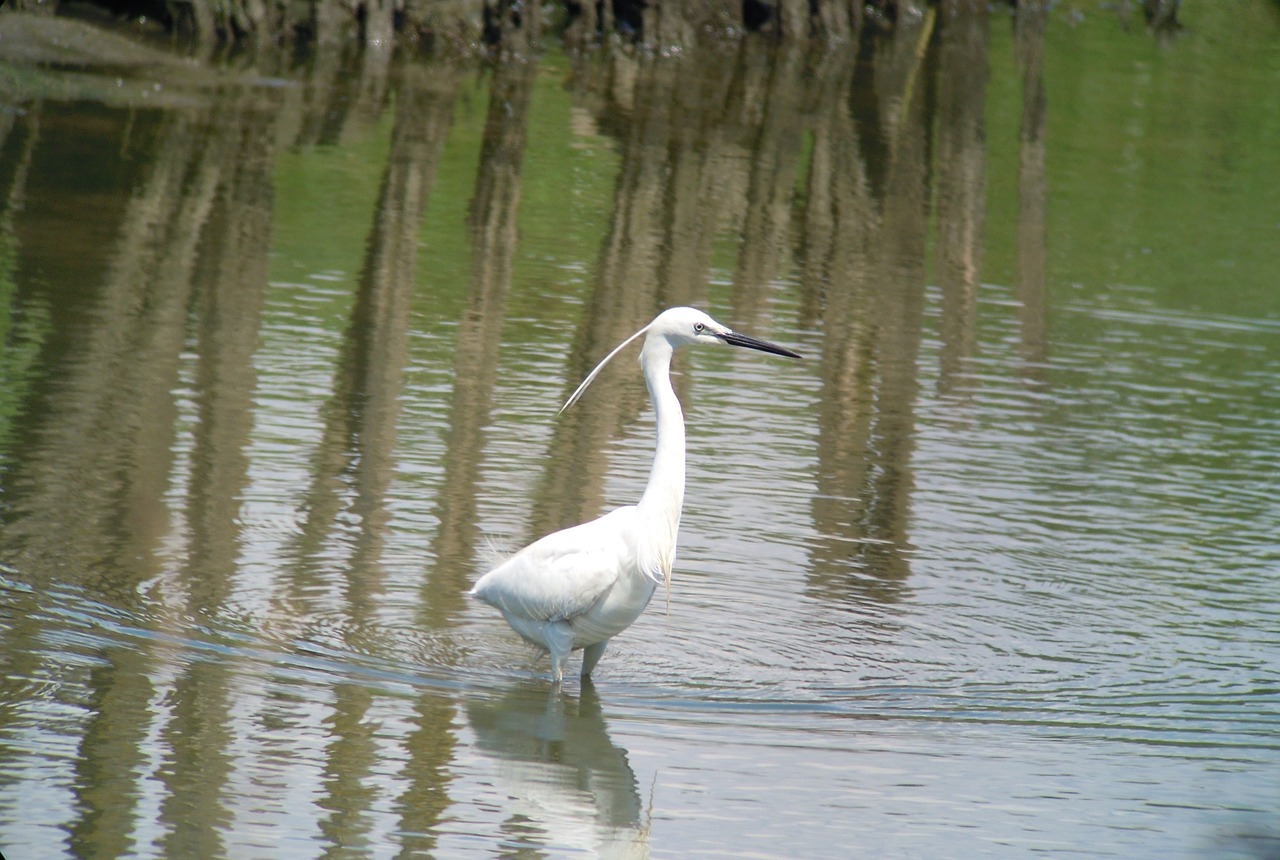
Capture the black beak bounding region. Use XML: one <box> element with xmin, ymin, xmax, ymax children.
<box><xmin>718</xmin><ymin>330</ymin><xmax>802</xmax><ymax>359</ymax></box>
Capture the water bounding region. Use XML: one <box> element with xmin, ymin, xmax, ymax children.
<box><xmin>2</xmin><ymin>5</ymin><xmax>1279</xmax><ymax>858</ymax></box>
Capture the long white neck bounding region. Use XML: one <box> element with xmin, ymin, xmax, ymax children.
<box><xmin>637</xmin><ymin>336</ymin><xmax>685</xmax><ymax>532</ymax></box>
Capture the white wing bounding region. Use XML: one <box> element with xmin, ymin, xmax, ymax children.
<box><xmin>471</xmin><ymin>507</ymin><xmax>640</xmax><ymax>624</ymax></box>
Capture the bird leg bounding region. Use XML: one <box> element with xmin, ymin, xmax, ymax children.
<box><xmin>546</xmin><ymin>622</ymin><xmax>574</xmax><ymax>684</ymax></box>
<box><xmin>581</xmin><ymin>640</ymin><xmax>607</xmax><ymax>677</ymax></box>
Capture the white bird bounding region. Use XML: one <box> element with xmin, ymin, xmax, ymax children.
<box><xmin>469</xmin><ymin>306</ymin><xmax>801</xmax><ymax>682</ymax></box>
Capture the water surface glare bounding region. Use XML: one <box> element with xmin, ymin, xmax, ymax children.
<box><xmin>1</xmin><ymin>6</ymin><xmax>1279</xmax><ymax>859</ymax></box>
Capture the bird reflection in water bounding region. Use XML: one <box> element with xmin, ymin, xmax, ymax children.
<box><xmin>465</xmin><ymin>680</ymin><xmax>651</xmax><ymax>857</ymax></box>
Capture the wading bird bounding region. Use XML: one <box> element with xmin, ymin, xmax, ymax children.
<box><xmin>469</xmin><ymin>307</ymin><xmax>801</xmax><ymax>682</ymax></box>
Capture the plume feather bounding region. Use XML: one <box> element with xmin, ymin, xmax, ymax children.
<box><xmin>559</xmin><ymin>322</ymin><xmax>653</xmax><ymax>414</ymax></box>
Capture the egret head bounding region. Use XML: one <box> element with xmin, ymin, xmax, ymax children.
<box><xmin>561</xmin><ymin>307</ymin><xmax>801</xmax><ymax>413</ymax></box>
<box><xmin>650</xmin><ymin>306</ymin><xmax>802</xmax><ymax>357</ymax></box>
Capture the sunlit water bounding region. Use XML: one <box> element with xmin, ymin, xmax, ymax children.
<box><xmin>2</xmin><ymin>6</ymin><xmax>1279</xmax><ymax>859</ymax></box>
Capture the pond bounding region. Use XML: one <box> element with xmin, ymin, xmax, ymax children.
<box><xmin>1</xmin><ymin>4</ymin><xmax>1278</xmax><ymax>858</ymax></box>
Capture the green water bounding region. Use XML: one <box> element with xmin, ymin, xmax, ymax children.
<box><xmin>0</xmin><ymin>4</ymin><xmax>1277</xmax><ymax>858</ymax></box>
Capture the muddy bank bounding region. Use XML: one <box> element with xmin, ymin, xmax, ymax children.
<box><xmin>0</xmin><ymin>0</ymin><xmax>1102</xmax><ymax>54</ymax></box>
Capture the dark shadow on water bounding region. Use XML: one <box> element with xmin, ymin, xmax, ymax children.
<box><xmin>801</xmin><ymin>13</ymin><xmax>937</xmax><ymax>609</ymax></box>
<box><xmin>1015</xmin><ymin>0</ymin><xmax>1050</xmax><ymax>383</ymax></box>
<box><xmin>427</xmin><ymin>57</ymin><xmax>534</xmax><ymax>623</ymax></box>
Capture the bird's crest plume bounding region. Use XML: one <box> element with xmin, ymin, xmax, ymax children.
<box><xmin>560</xmin><ymin>321</ymin><xmax>653</xmax><ymax>414</ymax></box>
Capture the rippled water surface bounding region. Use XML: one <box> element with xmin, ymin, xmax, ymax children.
<box><xmin>1</xmin><ymin>5</ymin><xmax>1278</xmax><ymax>858</ymax></box>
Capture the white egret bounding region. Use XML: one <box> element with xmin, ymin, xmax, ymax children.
<box><xmin>469</xmin><ymin>306</ymin><xmax>801</xmax><ymax>682</ymax></box>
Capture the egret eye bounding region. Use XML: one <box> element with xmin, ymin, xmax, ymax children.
<box><xmin>694</xmin><ymin>323</ymin><xmax>705</xmax><ymax>333</ymax></box>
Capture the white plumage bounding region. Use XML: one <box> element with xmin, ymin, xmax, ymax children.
<box><xmin>470</xmin><ymin>307</ymin><xmax>800</xmax><ymax>681</ymax></box>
